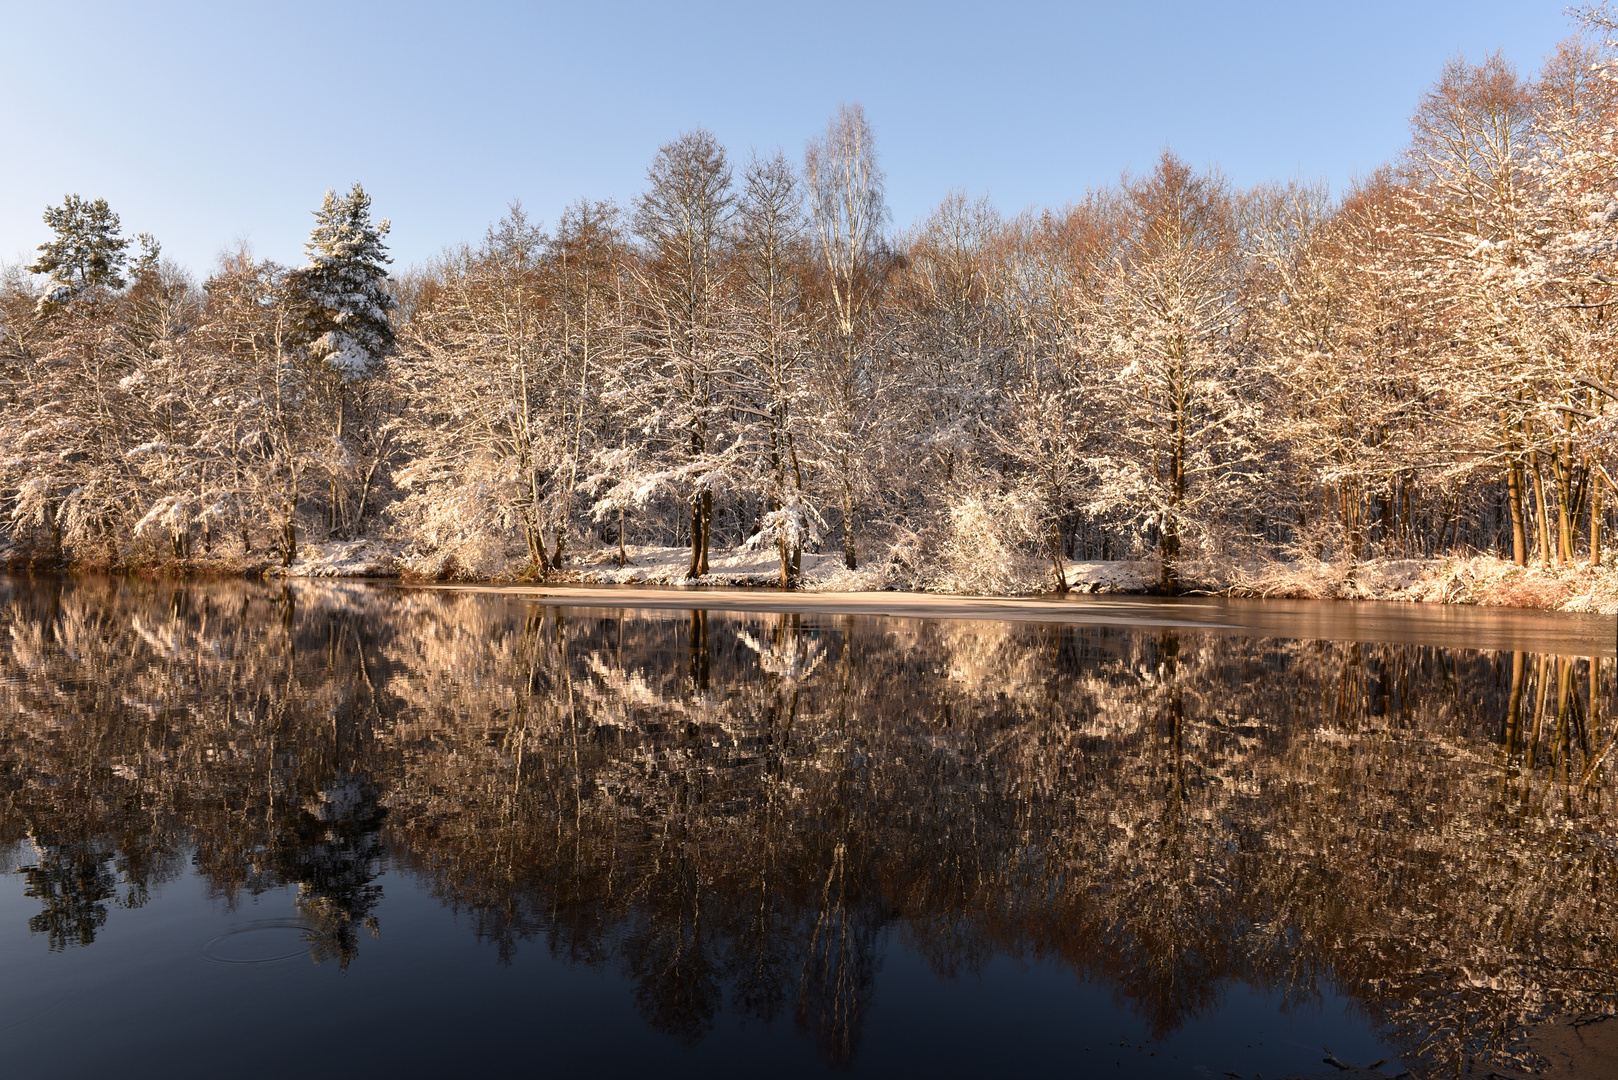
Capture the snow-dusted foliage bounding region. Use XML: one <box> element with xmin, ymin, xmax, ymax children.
<box><xmin>397</xmin><ymin>203</ymin><xmax>562</xmax><ymax>576</ymax></box>
<box><xmin>287</xmin><ymin>184</ymin><xmax>397</xmax><ymax>384</ymax></box>
<box><xmin>926</xmin><ymin>491</ymin><xmax>1043</xmax><ymax>594</ymax></box>
<box><xmin>28</xmin><ymin>194</ymin><xmax>131</xmax><ymax>312</ymax></box>
<box><xmin>8</xmin><ymin>15</ymin><xmax>1618</xmax><ymax>590</ymax></box>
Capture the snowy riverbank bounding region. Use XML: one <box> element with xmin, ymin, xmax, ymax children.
<box><xmin>518</xmin><ymin>546</ymin><xmax>1618</xmax><ymax>614</ymax></box>
<box><xmin>22</xmin><ymin>539</ymin><xmax>1615</xmax><ymax>615</ymax></box>
<box><xmin>1206</xmin><ymin>555</ymin><xmax>1618</xmax><ymax>614</ymax></box>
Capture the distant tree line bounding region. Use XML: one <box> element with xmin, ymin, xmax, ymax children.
<box><xmin>5</xmin><ymin>16</ymin><xmax>1618</xmax><ymax>590</ymax></box>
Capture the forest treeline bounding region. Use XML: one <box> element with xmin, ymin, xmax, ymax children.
<box><xmin>5</xmin><ymin>16</ymin><xmax>1618</xmax><ymax>591</ymax></box>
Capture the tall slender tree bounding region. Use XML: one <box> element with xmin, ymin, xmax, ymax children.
<box><xmin>285</xmin><ymin>184</ymin><xmax>399</xmax><ymax>539</ymax></box>
<box><xmin>804</xmin><ymin>103</ymin><xmax>891</xmax><ymax>569</ymax></box>
<box><xmin>624</xmin><ymin>129</ymin><xmax>736</xmax><ymax>578</ymax></box>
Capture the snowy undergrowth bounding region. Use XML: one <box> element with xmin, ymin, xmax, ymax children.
<box><xmin>269</xmin><ymin>540</ymin><xmax>400</xmax><ymax>579</ymax></box>
<box><xmin>1210</xmin><ymin>556</ymin><xmax>1618</xmax><ymax>613</ymax></box>
<box><xmin>565</xmin><ymin>545</ymin><xmax>863</xmax><ymax>588</ymax></box>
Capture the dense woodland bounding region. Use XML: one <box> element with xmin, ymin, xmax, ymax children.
<box><xmin>7</xmin><ymin>17</ymin><xmax>1618</xmax><ymax>591</ymax></box>
<box><xmin>1</xmin><ymin>578</ymin><xmax>1612</xmax><ymax>1074</ymax></box>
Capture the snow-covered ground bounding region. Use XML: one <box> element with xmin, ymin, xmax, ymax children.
<box><xmin>567</xmin><ymin>548</ymin><xmax>1161</xmax><ymax>594</ymax></box>
<box><xmin>267</xmin><ymin>540</ymin><xmax>399</xmax><ymax>579</ymax></box>
<box><xmin>568</xmin><ymin>545</ymin><xmax>881</xmax><ymax>590</ymax></box>
<box><xmin>1203</xmin><ymin>555</ymin><xmax>1618</xmax><ymax>614</ymax></box>
<box><xmin>1058</xmin><ymin>559</ymin><xmax>1157</xmax><ymax>594</ymax></box>
<box><xmin>259</xmin><ymin>540</ymin><xmax>1618</xmax><ymax>614</ymax></box>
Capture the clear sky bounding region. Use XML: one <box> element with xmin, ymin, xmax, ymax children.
<box><xmin>0</xmin><ymin>0</ymin><xmax>1582</xmax><ymax>276</ymax></box>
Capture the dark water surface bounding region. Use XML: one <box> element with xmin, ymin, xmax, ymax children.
<box><xmin>1</xmin><ymin>576</ymin><xmax>1614</xmax><ymax>1078</ymax></box>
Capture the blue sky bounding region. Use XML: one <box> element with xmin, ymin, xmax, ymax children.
<box><xmin>0</xmin><ymin>0</ymin><xmax>1581</xmax><ymax>275</ymax></box>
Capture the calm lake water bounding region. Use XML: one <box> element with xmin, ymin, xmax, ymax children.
<box><xmin>1</xmin><ymin>575</ymin><xmax>1614</xmax><ymax>1078</ymax></box>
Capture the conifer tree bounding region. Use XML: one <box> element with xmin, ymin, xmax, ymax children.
<box><xmin>28</xmin><ymin>195</ymin><xmax>131</xmax><ymax>310</ymax></box>
<box><xmin>287</xmin><ymin>183</ymin><xmax>397</xmax><ymax>382</ymax></box>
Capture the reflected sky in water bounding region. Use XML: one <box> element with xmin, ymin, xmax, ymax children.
<box><xmin>0</xmin><ymin>576</ymin><xmax>1612</xmax><ymax>1078</ymax></box>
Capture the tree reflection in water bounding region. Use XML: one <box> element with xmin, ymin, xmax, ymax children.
<box><xmin>0</xmin><ymin>575</ymin><xmax>1613</xmax><ymax>1074</ymax></box>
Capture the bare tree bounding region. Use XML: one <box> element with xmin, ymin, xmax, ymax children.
<box><xmin>1084</xmin><ymin>153</ymin><xmax>1260</xmax><ymax>590</ymax></box>
<box><xmin>804</xmin><ymin>104</ymin><xmax>891</xmax><ymax>569</ymax></box>
<box><xmin>623</xmin><ymin>128</ymin><xmax>737</xmax><ymax>578</ymax></box>
<box><xmin>734</xmin><ymin>151</ymin><xmax>814</xmax><ymax>586</ymax></box>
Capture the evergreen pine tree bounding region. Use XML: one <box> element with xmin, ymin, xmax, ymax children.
<box><xmin>287</xmin><ymin>183</ymin><xmax>397</xmax><ymax>382</ymax></box>
<box><xmin>28</xmin><ymin>194</ymin><xmax>132</xmax><ymax>310</ymax></box>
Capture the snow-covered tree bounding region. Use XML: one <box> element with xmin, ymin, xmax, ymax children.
<box><xmin>1530</xmin><ymin>29</ymin><xmax>1618</xmax><ymax>565</ymax></box>
<box><xmin>1084</xmin><ymin>153</ymin><xmax>1261</xmax><ymax>590</ymax></box>
<box><xmin>617</xmin><ymin>129</ymin><xmax>738</xmax><ymax>578</ymax></box>
<box><xmin>804</xmin><ymin>103</ymin><xmax>892</xmax><ymax>570</ymax></box>
<box><xmin>283</xmin><ymin>184</ymin><xmax>400</xmax><ymax>539</ymax></box>
<box><xmin>398</xmin><ymin>202</ymin><xmax>627</xmax><ymax>578</ymax></box>
<box><xmin>287</xmin><ymin>184</ymin><xmax>397</xmax><ymax>382</ymax></box>
<box><xmin>550</xmin><ymin>198</ymin><xmax>625</xmax><ymax>568</ymax></box>
<box><xmin>198</xmin><ymin>250</ymin><xmax>314</xmax><ymax>563</ymax></box>
<box><xmin>29</xmin><ymin>195</ymin><xmax>132</xmax><ymax>312</ymax></box>
<box><xmin>732</xmin><ymin>151</ymin><xmax>816</xmax><ymax>587</ymax></box>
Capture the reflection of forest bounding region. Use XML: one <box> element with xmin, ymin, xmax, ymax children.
<box><xmin>0</xmin><ymin>576</ymin><xmax>1613</xmax><ymax>1073</ymax></box>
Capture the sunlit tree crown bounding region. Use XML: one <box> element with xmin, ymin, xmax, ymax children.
<box><xmin>288</xmin><ymin>183</ymin><xmax>397</xmax><ymax>382</ymax></box>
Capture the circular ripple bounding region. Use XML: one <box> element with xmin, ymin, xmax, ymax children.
<box><xmin>202</xmin><ymin>920</ymin><xmax>316</xmax><ymax>965</ymax></box>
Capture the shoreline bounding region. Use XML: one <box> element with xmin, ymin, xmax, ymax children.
<box><xmin>405</xmin><ymin>582</ymin><xmax>1618</xmax><ymax>657</ymax></box>
<box><xmin>9</xmin><ymin>542</ymin><xmax>1618</xmax><ymax>623</ymax></box>
<box><xmin>303</xmin><ymin>545</ymin><xmax>1618</xmax><ymax>615</ymax></box>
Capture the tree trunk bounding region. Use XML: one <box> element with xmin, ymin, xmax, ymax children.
<box><xmin>1161</xmin><ymin>372</ymin><xmax>1187</xmax><ymax>593</ymax></box>
<box><xmin>354</xmin><ymin>456</ymin><xmax>383</xmax><ymax>539</ymax></box>
<box><xmin>1050</xmin><ymin>519</ymin><xmax>1069</xmax><ymax>595</ymax></box>
<box><xmin>687</xmin><ymin>494</ymin><xmax>704</xmax><ymax>579</ymax></box>
<box><xmin>281</xmin><ymin>493</ymin><xmax>298</xmax><ymax>567</ymax></box>
<box><xmin>1555</xmin><ymin>443</ymin><xmax>1574</xmax><ymax>565</ymax></box>
<box><xmin>522</xmin><ymin>513</ymin><xmax>546</xmax><ymax>579</ymax></box>
<box><xmin>841</xmin><ymin>476</ymin><xmax>856</xmax><ymax>571</ymax></box>
<box><xmin>1400</xmin><ymin>476</ymin><xmax>1413</xmax><ymax>558</ymax></box>
<box><xmin>1590</xmin><ymin>471</ymin><xmax>1603</xmax><ymax>568</ymax></box>
<box><xmin>698</xmin><ymin>490</ymin><xmax>712</xmax><ymax>575</ymax></box>
<box><xmin>1340</xmin><ymin>480</ymin><xmax>1364</xmax><ymax>568</ymax></box>
<box><xmin>1159</xmin><ymin>458</ymin><xmax>1183</xmax><ymax>591</ymax></box>
<box><xmin>331</xmin><ymin>388</ymin><xmax>347</xmax><ymax>538</ymax></box>
<box><xmin>1506</xmin><ymin>461</ymin><xmax>1528</xmax><ymax>566</ymax></box>
<box><xmin>1530</xmin><ymin>448</ymin><xmax>1552</xmax><ymax>570</ymax></box>
<box><xmin>526</xmin><ymin>467</ymin><xmax>548</xmax><ymax>579</ymax></box>
<box><xmin>778</xmin><ymin>535</ymin><xmax>801</xmax><ymax>590</ymax></box>
<box><xmin>1159</xmin><ymin>515</ymin><xmax>1179</xmax><ymax>592</ymax></box>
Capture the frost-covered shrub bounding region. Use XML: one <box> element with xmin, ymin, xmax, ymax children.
<box><xmin>925</xmin><ymin>492</ymin><xmax>1044</xmax><ymax>594</ymax></box>
<box><xmin>391</xmin><ymin>479</ymin><xmax>527</xmax><ymax>581</ymax></box>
